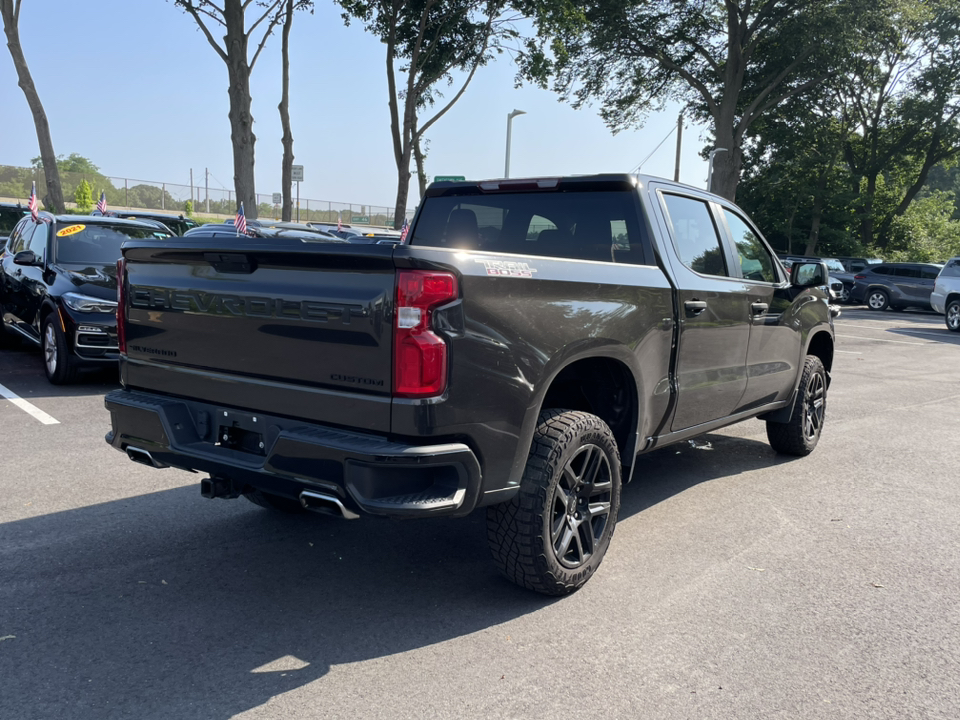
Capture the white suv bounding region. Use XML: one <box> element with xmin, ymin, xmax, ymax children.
<box><xmin>931</xmin><ymin>257</ymin><xmax>960</xmax><ymax>332</ymax></box>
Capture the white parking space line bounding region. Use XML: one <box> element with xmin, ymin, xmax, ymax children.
<box><xmin>836</xmin><ymin>350</ymin><xmax>863</xmax><ymax>354</ymax></box>
<box><xmin>836</xmin><ymin>333</ymin><xmax>929</xmax><ymax>346</ymax></box>
<box><xmin>0</xmin><ymin>382</ymin><xmax>60</xmax><ymax>425</ymax></box>
<box><xmin>838</xmin><ymin>322</ymin><xmax>941</xmax><ymax>332</ymax></box>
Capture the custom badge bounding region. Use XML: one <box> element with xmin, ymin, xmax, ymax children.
<box><xmin>475</xmin><ymin>259</ymin><xmax>537</xmax><ymax>278</ymax></box>
<box><xmin>56</xmin><ymin>224</ymin><xmax>86</xmax><ymax>237</ymax></box>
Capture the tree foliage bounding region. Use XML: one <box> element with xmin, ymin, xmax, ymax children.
<box><xmin>74</xmin><ymin>179</ymin><xmax>93</xmax><ymax>212</ymax></box>
<box><xmin>337</xmin><ymin>0</ymin><xmax>519</xmax><ymax>225</ymax></box>
<box><xmin>519</xmin><ymin>0</ymin><xmax>859</xmax><ymax>200</ymax></box>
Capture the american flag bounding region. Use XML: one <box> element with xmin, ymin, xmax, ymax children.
<box><xmin>399</xmin><ymin>218</ymin><xmax>410</xmax><ymax>243</ymax></box>
<box><xmin>235</xmin><ymin>202</ymin><xmax>246</xmax><ymax>236</ymax></box>
<box><xmin>96</xmin><ymin>190</ymin><xmax>107</xmax><ymax>215</ymax></box>
<box><xmin>337</xmin><ymin>213</ymin><xmax>342</xmax><ymax>232</ymax></box>
<box><xmin>28</xmin><ymin>181</ymin><xmax>38</xmax><ymax>222</ymax></box>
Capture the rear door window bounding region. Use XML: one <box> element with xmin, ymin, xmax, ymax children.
<box><xmin>920</xmin><ymin>267</ymin><xmax>940</xmax><ymax>280</ymax></box>
<box><xmin>661</xmin><ymin>194</ymin><xmax>728</xmax><ymax>277</ymax></box>
<box><xmin>893</xmin><ymin>266</ymin><xmax>921</xmax><ymax>278</ymax></box>
<box><xmin>411</xmin><ymin>191</ymin><xmax>647</xmax><ymax>264</ymax></box>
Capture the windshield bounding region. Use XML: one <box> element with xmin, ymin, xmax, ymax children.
<box><xmin>1</xmin><ymin>207</ymin><xmax>24</xmax><ymax>235</ymax></box>
<box><xmin>55</xmin><ymin>223</ymin><xmax>171</xmax><ymax>264</ymax></box>
<box><xmin>822</xmin><ymin>258</ymin><xmax>845</xmax><ymax>272</ymax></box>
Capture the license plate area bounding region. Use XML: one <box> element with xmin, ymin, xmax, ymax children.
<box><xmin>216</xmin><ymin>409</ymin><xmax>265</xmax><ymax>456</ymax></box>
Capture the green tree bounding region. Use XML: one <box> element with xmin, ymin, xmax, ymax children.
<box><xmin>74</xmin><ymin>179</ymin><xmax>93</xmax><ymax>212</ymax></box>
<box><xmin>520</xmin><ymin>0</ymin><xmax>863</xmax><ymax>200</ymax></box>
<box><xmin>337</xmin><ymin>0</ymin><xmax>518</xmax><ymax>227</ymax></box>
<box><xmin>184</xmin><ymin>199</ymin><xmax>194</xmax><ymax>217</ymax></box>
<box><xmin>885</xmin><ymin>190</ymin><xmax>960</xmax><ymax>261</ymax></box>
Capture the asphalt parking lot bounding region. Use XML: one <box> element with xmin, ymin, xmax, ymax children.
<box><xmin>1</xmin><ymin>307</ymin><xmax>959</xmax><ymax>720</ymax></box>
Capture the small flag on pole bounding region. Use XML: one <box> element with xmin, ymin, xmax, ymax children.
<box><xmin>235</xmin><ymin>202</ymin><xmax>247</xmax><ymax>236</ymax></box>
<box><xmin>337</xmin><ymin>213</ymin><xmax>342</xmax><ymax>232</ymax></box>
<box><xmin>28</xmin><ymin>181</ymin><xmax>39</xmax><ymax>222</ymax></box>
<box><xmin>96</xmin><ymin>190</ymin><xmax>107</xmax><ymax>215</ymax></box>
<box><xmin>399</xmin><ymin>218</ymin><xmax>410</xmax><ymax>244</ymax></box>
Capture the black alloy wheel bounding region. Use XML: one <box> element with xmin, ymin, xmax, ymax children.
<box><xmin>550</xmin><ymin>443</ymin><xmax>613</xmax><ymax>569</ymax></box>
<box><xmin>766</xmin><ymin>355</ymin><xmax>827</xmax><ymax>457</ymax></box>
<box><xmin>487</xmin><ymin>409</ymin><xmax>622</xmax><ymax>595</ymax></box>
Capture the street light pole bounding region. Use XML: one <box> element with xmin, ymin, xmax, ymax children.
<box><xmin>706</xmin><ymin>148</ymin><xmax>728</xmax><ymax>193</ymax></box>
<box><xmin>504</xmin><ymin>109</ymin><xmax>526</xmax><ymax>178</ymax></box>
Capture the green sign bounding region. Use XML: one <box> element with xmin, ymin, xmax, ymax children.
<box><xmin>434</xmin><ymin>175</ymin><xmax>466</xmax><ymax>182</ymax></box>
<box><xmin>351</xmin><ymin>216</ymin><xmax>370</xmax><ymax>223</ymax></box>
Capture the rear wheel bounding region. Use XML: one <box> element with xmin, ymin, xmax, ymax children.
<box><xmin>766</xmin><ymin>355</ymin><xmax>827</xmax><ymax>457</ymax></box>
<box><xmin>42</xmin><ymin>315</ymin><xmax>78</xmax><ymax>385</ymax></box>
<box><xmin>243</xmin><ymin>488</ymin><xmax>307</xmax><ymax>513</ymax></box>
<box><xmin>867</xmin><ymin>289</ymin><xmax>889</xmax><ymax>311</ymax></box>
<box><xmin>946</xmin><ymin>300</ymin><xmax>960</xmax><ymax>332</ymax></box>
<box><xmin>486</xmin><ymin>409</ymin><xmax>622</xmax><ymax>596</ymax></box>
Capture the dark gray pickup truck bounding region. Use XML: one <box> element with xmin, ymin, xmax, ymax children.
<box><xmin>104</xmin><ymin>174</ymin><xmax>835</xmax><ymax>595</ymax></box>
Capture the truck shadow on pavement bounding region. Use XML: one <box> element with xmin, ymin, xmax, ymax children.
<box><xmin>0</xmin><ymin>433</ymin><xmax>784</xmax><ymax>719</ymax></box>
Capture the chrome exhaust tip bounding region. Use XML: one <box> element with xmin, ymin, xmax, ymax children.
<box><xmin>126</xmin><ymin>446</ymin><xmax>167</xmax><ymax>469</ymax></box>
<box><xmin>299</xmin><ymin>490</ymin><xmax>359</xmax><ymax>519</ymax></box>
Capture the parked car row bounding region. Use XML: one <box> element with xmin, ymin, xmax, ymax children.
<box><xmin>0</xmin><ymin>211</ymin><xmax>387</xmax><ymax>384</ymax></box>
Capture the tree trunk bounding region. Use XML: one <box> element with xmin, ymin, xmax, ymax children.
<box><xmin>804</xmin><ymin>158</ymin><xmax>835</xmax><ymax>256</ymax></box>
<box><xmin>414</xmin><ymin>133</ymin><xmax>427</xmax><ymax>200</ymax></box>
<box><xmin>859</xmin><ymin>174</ymin><xmax>877</xmax><ymax>248</ymax></box>
<box><xmin>2</xmin><ymin>1</ymin><xmax>65</xmax><ymax>213</ymax></box>
<box><xmin>393</xmin><ymin>147</ymin><xmax>412</xmax><ymax>230</ymax></box>
<box><xmin>224</xmin><ymin>0</ymin><xmax>258</xmax><ymax>219</ymax></box>
<box><xmin>709</xmin><ymin>121</ymin><xmax>743</xmax><ymax>201</ymax></box>
<box><xmin>278</xmin><ymin>0</ymin><xmax>294</xmax><ymax>222</ymax></box>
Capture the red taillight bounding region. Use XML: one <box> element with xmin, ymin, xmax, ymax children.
<box><xmin>116</xmin><ymin>258</ymin><xmax>127</xmax><ymax>354</ymax></box>
<box><xmin>854</xmin><ymin>274</ymin><xmax>866</xmax><ymax>280</ymax></box>
<box><xmin>394</xmin><ymin>270</ymin><xmax>458</xmax><ymax>397</ymax></box>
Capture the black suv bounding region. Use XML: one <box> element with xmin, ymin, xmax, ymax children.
<box><xmin>0</xmin><ymin>212</ymin><xmax>172</xmax><ymax>383</ymax></box>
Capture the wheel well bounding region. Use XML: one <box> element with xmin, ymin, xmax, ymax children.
<box><xmin>540</xmin><ymin>357</ymin><xmax>637</xmax><ymax>463</ymax></box>
<box><xmin>947</xmin><ymin>292</ymin><xmax>960</xmax><ymax>307</ymax></box>
<box><xmin>807</xmin><ymin>331</ymin><xmax>834</xmax><ymax>374</ymax></box>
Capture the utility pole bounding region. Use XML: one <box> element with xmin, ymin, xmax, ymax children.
<box><xmin>189</xmin><ymin>168</ymin><xmax>194</xmax><ymax>210</ymax></box>
<box><xmin>674</xmin><ymin>112</ymin><xmax>683</xmax><ymax>182</ymax></box>
<box><xmin>205</xmin><ymin>168</ymin><xmax>210</xmax><ymax>213</ymax></box>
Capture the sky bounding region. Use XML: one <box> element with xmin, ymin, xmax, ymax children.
<box><xmin>0</xmin><ymin>1</ymin><xmax>711</xmax><ymax>212</ymax></box>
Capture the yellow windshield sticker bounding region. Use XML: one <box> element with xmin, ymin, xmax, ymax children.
<box><xmin>56</xmin><ymin>224</ymin><xmax>85</xmax><ymax>237</ymax></box>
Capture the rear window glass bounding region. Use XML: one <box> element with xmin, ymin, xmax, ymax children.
<box><xmin>894</xmin><ymin>266</ymin><xmax>921</xmax><ymax>278</ymax></box>
<box><xmin>941</xmin><ymin>259</ymin><xmax>960</xmax><ymax>277</ymax></box>
<box><xmin>55</xmin><ymin>223</ymin><xmax>171</xmax><ymax>265</ymax></box>
<box><xmin>410</xmin><ymin>191</ymin><xmax>646</xmax><ymax>264</ymax></box>
<box><xmin>872</xmin><ymin>266</ymin><xmax>891</xmax><ymax>275</ymax></box>
<box><xmin>920</xmin><ymin>267</ymin><xmax>940</xmax><ymax>279</ymax></box>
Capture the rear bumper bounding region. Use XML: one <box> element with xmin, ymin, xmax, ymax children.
<box><xmin>104</xmin><ymin>389</ymin><xmax>483</xmax><ymax>518</ymax></box>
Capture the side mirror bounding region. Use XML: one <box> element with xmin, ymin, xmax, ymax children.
<box><xmin>791</xmin><ymin>261</ymin><xmax>827</xmax><ymax>288</ymax></box>
<box><xmin>13</xmin><ymin>250</ymin><xmax>39</xmax><ymax>266</ymax></box>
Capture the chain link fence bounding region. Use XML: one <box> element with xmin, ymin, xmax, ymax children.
<box><xmin>0</xmin><ymin>164</ymin><xmax>408</xmax><ymax>227</ymax></box>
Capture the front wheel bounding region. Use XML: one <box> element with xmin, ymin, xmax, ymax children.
<box><xmin>867</xmin><ymin>289</ymin><xmax>889</xmax><ymax>311</ymax></box>
<box><xmin>838</xmin><ymin>286</ymin><xmax>851</xmax><ymax>304</ymax></box>
<box><xmin>946</xmin><ymin>300</ymin><xmax>960</xmax><ymax>332</ymax></box>
<box><xmin>42</xmin><ymin>315</ymin><xmax>78</xmax><ymax>385</ymax></box>
<box><xmin>766</xmin><ymin>355</ymin><xmax>827</xmax><ymax>457</ymax></box>
<box><xmin>486</xmin><ymin>410</ymin><xmax>622</xmax><ymax>596</ymax></box>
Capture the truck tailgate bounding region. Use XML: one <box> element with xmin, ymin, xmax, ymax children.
<box><xmin>120</xmin><ymin>240</ymin><xmax>395</xmax><ymax>432</ymax></box>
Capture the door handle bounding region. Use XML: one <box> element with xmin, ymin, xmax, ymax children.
<box><xmin>750</xmin><ymin>302</ymin><xmax>769</xmax><ymax>316</ymax></box>
<box><xmin>684</xmin><ymin>300</ymin><xmax>707</xmax><ymax>316</ymax></box>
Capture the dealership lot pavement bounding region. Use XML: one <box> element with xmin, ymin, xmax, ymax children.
<box><xmin>1</xmin><ymin>307</ymin><xmax>959</xmax><ymax>720</ymax></box>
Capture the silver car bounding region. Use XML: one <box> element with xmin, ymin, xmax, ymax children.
<box><xmin>931</xmin><ymin>257</ymin><xmax>960</xmax><ymax>332</ymax></box>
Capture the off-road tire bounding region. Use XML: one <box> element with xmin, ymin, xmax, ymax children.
<box><xmin>486</xmin><ymin>409</ymin><xmax>622</xmax><ymax>596</ymax></box>
<box><xmin>766</xmin><ymin>355</ymin><xmax>827</xmax><ymax>457</ymax></box>
<box><xmin>243</xmin><ymin>489</ymin><xmax>307</xmax><ymax>513</ymax></box>
<box><xmin>867</xmin><ymin>289</ymin><xmax>889</xmax><ymax>311</ymax></box>
<box><xmin>945</xmin><ymin>299</ymin><xmax>960</xmax><ymax>332</ymax></box>
<box><xmin>42</xmin><ymin>315</ymin><xmax>79</xmax><ymax>385</ymax></box>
